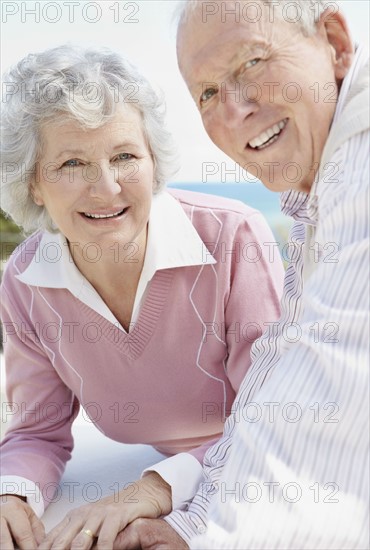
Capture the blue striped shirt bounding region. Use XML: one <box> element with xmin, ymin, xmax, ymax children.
<box><xmin>165</xmin><ymin>46</ymin><xmax>369</xmax><ymax>550</ymax></box>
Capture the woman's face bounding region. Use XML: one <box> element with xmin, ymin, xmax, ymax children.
<box><xmin>32</xmin><ymin>105</ymin><xmax>155</xmax><ymax>259</ymax></box>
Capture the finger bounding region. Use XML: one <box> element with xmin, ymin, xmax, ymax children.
<box><xmin>27</xmin><ymin>507</ymin><xmax>45</xmax><ymax>545</ymax></box>
<box><xmin>47</xmin><ymin>517</ymin><xmax>86</xmax><ymax>550</ymax></box>
<box><xmin>70</xmin><ymin>518</ymin><xmax>102</xmax><ymax>550</ymax></box>
<box><xmin>113</xmin><ymin>522</ymin><xmax>141</xmax><ymax>550</ymax></box>
<box><xmin>0</xmin><ymin>517</ymin><xmax>15</xmax><ymax>550</ymax></box>
<box><xmin>38</xmin><ymin>516</ymin><xmax>70</xmax><ymax>549</ymax></box>
<box><xmin>96</xmin><ymin>516</ymin><xmax>123</xmax><ymax>550</ymax></box>
<box><xmin>70</xmin><ymin>529</ymin><xmax>95</xmax><ymax>550</ymax></box>
<box><xmin>9</xmin><ymin>508</ymin><xmax>39</xmax><ymax>550</ymax></box>
<box><xmin>113</xmin><ymin>519</ymin><xmax>190</xmax><ymax>550</ymax></box>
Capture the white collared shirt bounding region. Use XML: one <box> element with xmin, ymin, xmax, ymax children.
<box><xmin>16</xmin><ymin>191</ymin><xmax>215</xmax><ymax>332</ymax></box>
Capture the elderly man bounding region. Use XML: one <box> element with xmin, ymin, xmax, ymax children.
<box><xmin>115</xmin><ymin>1</ymin><xmax>369</xmax><ymax>548</ymax></box>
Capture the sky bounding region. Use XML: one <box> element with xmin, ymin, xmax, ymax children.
<box><xmin>1</xmin><ymin>0</ymin><xmax>369</xmax><ymax>183</ymax></box>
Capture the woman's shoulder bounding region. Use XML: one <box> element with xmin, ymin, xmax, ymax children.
<box><xmin>166</xmin><ymin>187</ymin><xmax>264</xmax><ymax>232</ymax></box>
<box><xmin>1</xmin><ymin>231</ymin><xmax>44</xmax><ymax>285</ymax></box>
<box><xmin>164</xmin><ymin>188</ymin><xmax>275</xmax><ymax>247</ymax></box>
<box><xmin>167</xmin><ymin>187</ymin><xmax>260</xmax><ymax>218</ymax></box>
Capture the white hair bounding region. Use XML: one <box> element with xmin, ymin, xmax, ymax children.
<box><xmin>0</xmin><ymin>44</ymin><xmax>179</xmax><ymax>234</ymax></box>
<box><xmin>174</xmin><ymin>0</ymin><xmax>334</xmax><ymax>36</ymax></box>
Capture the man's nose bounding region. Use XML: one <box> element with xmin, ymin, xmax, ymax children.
<box><xmin>218</xmin><ymin>82</ymin><xmax>257</xmax><ymax>126</ymax></box>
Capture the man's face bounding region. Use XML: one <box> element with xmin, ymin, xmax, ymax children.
<box><xmin>177</xmin><ymin>1</ymin><xmax>352</xmax><ymax>192</ymax></box>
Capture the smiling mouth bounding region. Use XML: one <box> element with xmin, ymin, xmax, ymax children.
<box><xmin>247</xmin><ymin>118</ymin><xmax>288</xmax><ymax>151</ymax></box>
<box><xmin>81</xmin><ymin>207</ymin><xmax>128</xmax><ymax>220</ymax></box>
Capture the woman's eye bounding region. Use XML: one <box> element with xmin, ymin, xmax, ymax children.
<box><xmin>200</xmin><ymin>87</ymin><xmax>218</xmax><ymax>106</ymax></box>
<box><xmin>114</xmin><ymin>153</ymin><xmax>134</xmax><ymax>161</ymax></box>
<box><xmin>245</xmin><ymin>58</ymin><xmax>261</xmax><ymax>70</ymax></box>
<box><xmin>62</xmin><ymin>159</ymin><xmax>80</xmax><ymax>167</ymax></box>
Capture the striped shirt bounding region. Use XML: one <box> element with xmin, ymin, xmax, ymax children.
<box><xmin>165</xmin><ymin>47</ymin><xmax>370</xmax><ymax>549</ymax></box>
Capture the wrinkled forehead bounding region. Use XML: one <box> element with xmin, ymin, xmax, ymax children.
<box><xmin>176</xmin><ymin>0</ymin><xmax>284</xmax><ymax>90</ymax></box>
<box><xmin>37</xmin><ymin>102</ymin><xmax>146</xmax><ymax>154</ymax></box>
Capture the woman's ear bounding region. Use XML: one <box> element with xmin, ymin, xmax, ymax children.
<box><xmin>320</xmin><ymin>7</ymin><xmax>354</xmax><ymax>81</ymax></box>
<box><xmin>29</xmin><ymin>162</ymin><xmax>44</xmax><ymax>206</ymax></box>
<box><xmin>29</xmin><ymin>181</ymin><xmax>44</xmax><ymax>206</ymax></box>
<box><xmin>151</xmin><ymin>155</ymin><xmax>158</xmax><ymax>192</ymax></box>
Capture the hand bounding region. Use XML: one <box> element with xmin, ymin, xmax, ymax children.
<box><xmin>38</xmin><ymin>473</ymin><xmax>172</xmax><ymax>550</ymax></box>
<box><xmin>113</xmin><ymin>518</ymin><xmax>189</xmax><ymax>550</ymax></box>
<box><xmin>0</xmin><ymin>494</ymin><xmax>45</xmax><ymax>550</ymax></box>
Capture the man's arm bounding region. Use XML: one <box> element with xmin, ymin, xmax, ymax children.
<box><xmin>188</xmin><ymin>133</ymin><xmax>370</xmax><ymax>549</ymax></box>
<box><xmin>164</xmin><ymin>215</ymin><xmax>307</xmax><ymax>542</ymax></box>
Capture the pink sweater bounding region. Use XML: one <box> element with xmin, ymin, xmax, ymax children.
<box><xmin>0</xmin><ymin>189</ymin><xmax>283</xmax><ymax>505</ymax></box>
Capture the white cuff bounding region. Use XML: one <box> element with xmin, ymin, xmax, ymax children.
<box><xmin>0</xmin><ymin>475</ymin><xmax>44</xmax><ymax>517</ymax></box>
<box><xmin>142</xmin><ymin>453</ymin><xmax>204</xmax><ymax>511</ymax></box>
<box><xmin>164</xmin><ymin>509</ymin><xmax>207</xmax><ymax>544</ymax></box>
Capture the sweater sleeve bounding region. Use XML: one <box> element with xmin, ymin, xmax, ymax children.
<box><xmin>0</xmin><ymin>283</ymin><xmax>80</xmax><ymax>511</ymax></box>
<box><xmin>222</xmin><ymin>210</ymin><xmax>284</xmax><ymax>393</ymax></box>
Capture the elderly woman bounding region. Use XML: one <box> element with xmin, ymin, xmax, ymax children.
<box><xmin>0</xmin><ymin>45</ymin><xmax>284</xmax><ymax>549</ymax></box>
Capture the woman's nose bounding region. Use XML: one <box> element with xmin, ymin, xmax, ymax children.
<box><xmin>87</xmin><ymin>163</ymin><xmax>122</xmax><ymax>199</ymax></box>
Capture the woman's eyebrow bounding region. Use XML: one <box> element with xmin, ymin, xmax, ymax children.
<box><xmin>53</xmin><ymin>149</ymin><xmax>86</xmax><ymax>162</ymax></box>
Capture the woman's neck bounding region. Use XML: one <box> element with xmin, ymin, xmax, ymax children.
<box><xmin>68</xmin><ymin>229</ymin><xmax>147</xmax><ymax>301</ymax></box>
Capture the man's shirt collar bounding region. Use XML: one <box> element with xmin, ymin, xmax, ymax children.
<box><xmin>280</xmin><ymin>45</ymin><xmax>368</xmax><ymax>226</ymax></box>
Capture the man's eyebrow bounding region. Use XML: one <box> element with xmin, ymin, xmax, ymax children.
<box><xmin>192</xmin><ymin>41</ymin><xmax>267</xmax><ymax>93</ymax></box>
<box><xmin>234</xmin><ymin>41</ymin><xmax>269</xmax><ymax>61</ymax></box>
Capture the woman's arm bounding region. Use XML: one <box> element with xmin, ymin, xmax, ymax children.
<box><xmin>1</xmin><ymin>284</ymin><xmax>79</xmax><ymax>504</ymax></box>
<box><xmin>38</xmin><ymin>472</ymin><xmax>172</xmax><ymax>549</ymax></box>
<box><xmin>223</xmin><ymin>210</ymin><xmax>284</xmax><ymax>392</ymax></box>
<box><xmin>0</xmin><ymin>279</ymin><xmax>80</xmax><ymax>547</ymax></box>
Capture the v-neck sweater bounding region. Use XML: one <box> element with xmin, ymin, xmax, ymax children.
<box><xmin>0</xmin><ymin>189</ymin><xmax>284</xmax><ymax>512</ymax></box>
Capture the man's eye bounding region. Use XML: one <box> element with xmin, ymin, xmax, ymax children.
<box><xmin>200</xmin><ymin>87</ymin><xmax>218</xmax><ymax>105</ymax></box>
<box><xmin>245</xmin><ymin>58</ymin><xmax>261</xmax><ymax>70</ymax></box>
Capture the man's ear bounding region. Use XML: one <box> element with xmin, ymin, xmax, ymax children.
<box><xmin>320</xmin><ymin>8</ymin><xmax>354</xmax><ymax>81</ymax></box>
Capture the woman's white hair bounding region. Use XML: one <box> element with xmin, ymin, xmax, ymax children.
<box><xmin>1</xmin><ymin>44</ymin><xmax>179</xmax><ymax>234</ymax></box>
<box><xmin>174</xmin><ymin>0</ymin><xmax>332</xmax><ymax>36</ymax></box>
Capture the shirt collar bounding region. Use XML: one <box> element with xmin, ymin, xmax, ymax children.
<box><xmin>144</xmin><ymin>190</ymin><xmax>216</xmax><ymax>277</ymax></box>
<box><xmin>306</xmin><ymin>44</ymin><xmax>368</xmax><ymax>222</ymax></box>
<box><xmin>280</xmin><ymin>189</ymin><xmax>312</xmax><ymax>223</ymax></box>
<box><xmin>280</xmin><ymin>45</ymin><xmax>368</xmax><ymax>226</ymax></box>
<box><xmin>332</xmin><ymin>43</ymin><xmax>368</xmax><ymax>124</ymax></box>
<box><xmin>15</xmin><ymin>231</ymin><xmax>84</xmax><ymax>290</ymax></box>
<box><xmin>133</xmin><ymin>191</ymin><xmax>216</xmax><ymax>313</ymax></box>
<box><xmin>15</xmin><ymin>192</ymin><xmax>216</xmax><ymax>326</ymax></box>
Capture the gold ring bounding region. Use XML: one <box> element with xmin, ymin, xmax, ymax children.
<box><xmin>82</xmin><ymin>529</ymin><xmax>95</xmax><ymax>539</ymax></box>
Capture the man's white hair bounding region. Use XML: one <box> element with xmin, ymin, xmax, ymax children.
<box><xmin>174</xmin><ymin>0</ymin><xmax>334</xmax><ymax>36</ymax></box>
